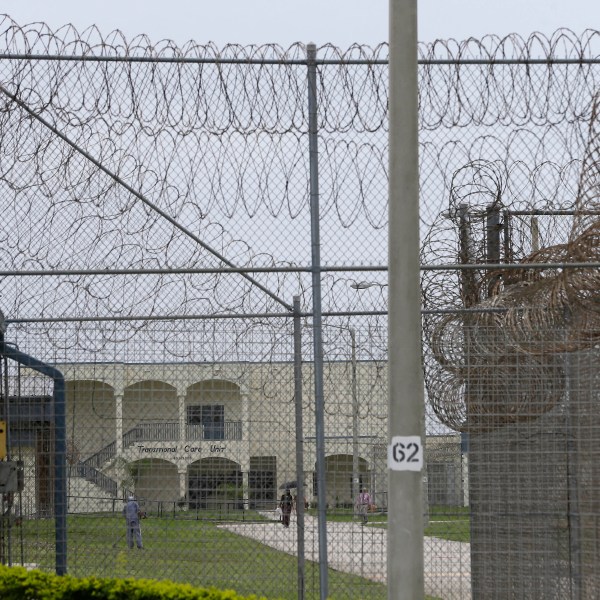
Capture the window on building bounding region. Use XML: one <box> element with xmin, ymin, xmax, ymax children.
<box><xmin>187</xmin><ymin>405</ymin><xmax>224</xmax><ymax>440</ymax></box>
<box><xmin>248</xmin><ymin>456</ymin><xmax>276</xmax><ymax>509</ymax></box>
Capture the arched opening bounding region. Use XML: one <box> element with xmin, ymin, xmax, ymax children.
<box><xmin>128</xmin><ymin>458</ymin><xmax>179</xmax><ymax>505</ymax></box>
<box><xmin>315</xmin><ymin>454</ymin><xmax>370</xmax><ymax>507</ymax></box>
<box><xmin>188</xmin><ymin>457</ymin><xmax>242</xmax><ymax>510</ymax></box>
<box><xmin>66</xmin><ymin>380</ymin><xmax>115</xmax><ymax>461</ymax></box>
<box><xmin>123</xmin><ymin>380</ymin><xmax>178</xmax><ymax>439</ymax></box>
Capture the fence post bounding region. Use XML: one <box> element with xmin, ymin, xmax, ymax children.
<box><xmin>293</xmin><ymin>296</ymin><xmax>306</xmax><ymax>600</ymax></box>
<box><xmin>306</xmin><ymin>41</ymin><xmax>329</xmax><ymax>600</ymax></box>
<box><xmin>388</xmin><ymin>1</ymin><xmax>424</xmax><ymax>599</ymax></box>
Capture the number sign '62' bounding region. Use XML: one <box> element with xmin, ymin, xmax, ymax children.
<box><xmin>387</xmin><ymin>436</ymin><xmax>423</xmax><ymax>471</ymax></box>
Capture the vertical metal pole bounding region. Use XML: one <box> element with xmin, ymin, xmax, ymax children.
<box><xmin>459</xmin><ymin>204</ymin><xmax>478</xmax><ymax>308</ymax></box>
<box><xmin>350</xmin><ymin>328</ymin><xmax>359</xmax><ymax>508</ymax></box>
<box><xmin>307</xmin><ymin>42</ymin><xmax>329</xmax><ymax>600</ymax></box>
<box><xmin>486</xmin><ymin>204</ymin><xmax>502</xmax><ymax>296</ymax></box>
<box><xmin>530</xmin><ymin>216</ymin><xmax>540</xmax><ymax>253</ymax></box>
<box><xmin>0</xmin><ymin>340</ymin><xmax>67</xmax><ymax>575</ymax></box>
<box><xmin>293</xmin><ymin>296</ymin><xmax>306</xmax><ymax>600</ymax></box>
<box><xmin>0</xmin><ymin>355</ymin><xmax>8</xmax><ymax>566</ymax></box>
<box><xmin>458</xmin><ymin>203</ymin><xmax>477</xmax><ymax>596</ymax></box>
<box><xmin>388</xmin><ymin>2</ymin><xmax>424</xmax><ymax>599</ymax></box>
<box><xmin>486</xmin><ymin>205</ymin><xmax>501</xmax><ymax>266</ymax></box>
<box><xmin>53</xmin><ymin>375</ymin><xmax>67</xmax><ymax>575</ymax></box>
<box><xmin>503</xmin><ymin>209</ymin><xmax>512</xmax><ymax>266</ymax></box>
<box><xmin>564</xmin><ymin>351</ymin><xmax>582</xmax><ymax>600</ymax></box>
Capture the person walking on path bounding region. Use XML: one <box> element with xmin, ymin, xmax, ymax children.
<box><xmin>280</xmin><ymin>488</ymin><xmax>293</xmax><ymax>528</ymax></box>
<box><xmin>123</xmin><ymin>495</ymin><xmax>143</xmax><ymax>549</ymax></box>
<box><xmin>356</xmin><ymin>487</ymin><xmax>372</xmax><ymax>525</ymax></box>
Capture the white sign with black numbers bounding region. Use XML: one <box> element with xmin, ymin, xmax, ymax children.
<box><xmin>388</xmin><ymin>436</ymin><xmax>424</xmax><ymax>471</ymax></box>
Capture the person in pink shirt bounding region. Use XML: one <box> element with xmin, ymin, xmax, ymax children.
<box><xmin>356</xmin><ymin>487</ymin><xmax>372</xmax><ymax>525</ymax></box>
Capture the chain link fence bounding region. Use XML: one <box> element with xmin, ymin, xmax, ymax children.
<box><xmin>1</xmin><ymin>15</ymin><xmax>600</xmax><ymax>599</ymax></box>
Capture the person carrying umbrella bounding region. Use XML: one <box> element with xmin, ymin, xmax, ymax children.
<box><xmin>279</xmin><ymin>488</ymin><xmax>293</xmax><ymax>528</ymax></box>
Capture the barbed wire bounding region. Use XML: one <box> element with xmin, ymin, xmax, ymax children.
<box><xmin>6</xmin><ymin>20</ymin><xmax>600</xmax><ymax>596</ymax></box>
<box><xmin>424</xmin><ymin>92</ymin><xmax>600</xmax><ymax>432</ymax></box>
<box><xmin>0</xmin><ymin>15</ymin><xmax>600</xmax><ymax>369</ymax></box>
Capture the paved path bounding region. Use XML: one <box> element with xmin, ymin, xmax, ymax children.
<box><xmin>219</xmin><ymin>512</ymin><xmax>472</xmax><ymax>599</ymax></box>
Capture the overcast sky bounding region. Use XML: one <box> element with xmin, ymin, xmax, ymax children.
<box><xmin>2</xmin><ymin>0</ymin><xmax>599</xmax><ymax>49</ymax></box>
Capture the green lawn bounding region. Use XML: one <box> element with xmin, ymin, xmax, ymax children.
<box><xmin>12</xmin><ymin>512</ymin><xmax>388</xmax><ymax>600</ymax></box>
<box><xmin>425</xmin><ymin>505</ymin><xmax>471</xmax><ymax>543</ymax></box>
<box><xmin>317</xmin><ymin>505</ymin><xmax>471</xmax><ymax>543</ymax></box>
<box><xmin>8</xmin><ymin>506</ymin><xmax>464</xmax><ymax>599</ymax></box>
<box><xmin>424</xmin><ymin>518</ymin><xmax>470</xmax><ymax>543</ymax></box>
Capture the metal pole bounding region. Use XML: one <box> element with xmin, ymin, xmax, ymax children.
<box><xmin>458</xmin><ymin>203</ymin><xmax>478</xmax><ymax>595</ymax></box>
<box><xmin>458</xmin><ymin>204</ymin><xmax>479</xmax><ymax>308</ymax></box>
<box><xmin>307</xmin><ymin>41</ymin><xmax>329</xmax><ymax>600</ymax></box>
<box><xmin>565</xmin><ymin>351</ymin><xmax>582</xmax><ymax>600</ymax></box>
<box><xmin>293</xmin><ymin>296</ymin><xmax>306</xmax><ymax>600</ymax></box>
<box><xmin>486</xmin><ymin>204</ymin><xmax>502</xmax><ymax>296</ymax></box>
<box><xmin>350</xmin><ymin>328</ymin><xmax>359</xmax><ymax>509</ymax></box>
<box><xmin>0</xmin><ymin>338</ymin><xmax>67</xmax><ymax>575</ymax></box>
<box><xmin>388</xmin><ymin>2</ymin><xmax>424</xmax><ymax>599</ymax></box>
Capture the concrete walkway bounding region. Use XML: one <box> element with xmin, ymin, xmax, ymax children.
<box><xmin>219</xmin><ymin>512</ymin><xmax>472</xmax><ymax>599</ymax></box>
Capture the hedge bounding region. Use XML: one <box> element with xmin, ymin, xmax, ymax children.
<box><xmin>0</xmin><ymin>565</ymin><xmax>272</xmax><ymax>600</ymax></box>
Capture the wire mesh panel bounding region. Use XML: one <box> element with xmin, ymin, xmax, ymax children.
<box><xmin>1</xmin><ymin>13</ymin><xmax>600</xmax><ymax>600</ymax></box>
<box><xmin>1</xmin><ymin>319</ymin><xmax>389</xmax><ymax>599</ymax></box>
<box><xmin>423</xmin><ymin>70</ymin><xmax>600</xmax><ymax>598</ymax></box>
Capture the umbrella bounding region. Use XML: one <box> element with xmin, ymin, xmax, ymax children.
<box><xmin>279</xmin><ymin>480</ymin><xmax>300</xmax><ymax>489</ymax></box>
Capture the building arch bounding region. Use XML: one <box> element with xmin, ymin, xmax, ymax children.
<box><xmin>127</xmin><ymin>457</ymin><xmax>179</xmax><ymax>504</ymax></box>
<box><xmin>123</xmin><ymin>380</ymin><xmax>178</xmax><ymax>434</ymax></box>
<box><xmin>65</xmin><ymin>380</ymin><xmax>115</xmax><ymax>459</ymax></box>
<box><xmin>315</xmin><ymin>454</ymin><xmax>370</xmax><ymax>506</ymax></box>
<box><xmin>187</xmin><ymin>457</ymin><xmax>242</xmax><ymax>510</ymax></box>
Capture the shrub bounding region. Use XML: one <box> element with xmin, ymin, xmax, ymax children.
<box><xmin>0</xmin><ymin>565</ymin><xmax>273</xmax><ymax>600</ymax></box>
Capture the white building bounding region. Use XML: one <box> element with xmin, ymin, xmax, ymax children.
<box><xmin>6</xmin><ymin>360</ymin><xmax>388</xmax><ymax>514</ymax></box>
<box><xmin>7</xmin><ymin>360</ymin><xmax>463</xmax><ymax>515</ymax></box>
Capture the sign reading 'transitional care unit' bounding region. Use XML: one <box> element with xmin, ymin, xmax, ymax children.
<box><xmin>387</xmin><ymin>436</ymin><xmax>423</xmax><ymax>471</ymax></box>
<box><xmin>136</xmin><ymin>444</ymin><xmax>227</xmax><ymax>454</ymax></box>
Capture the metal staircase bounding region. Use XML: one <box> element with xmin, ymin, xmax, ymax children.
<box><xmin>73</xmin><ymin>420</ymin><xmax>242</xmax><ymax>497</ymax></box>
<box><xmin>73</xmin><ymin>423</ymin><xmax>179</xmax><ymax>497</ymax></box>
